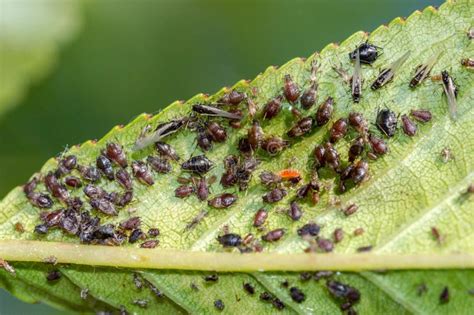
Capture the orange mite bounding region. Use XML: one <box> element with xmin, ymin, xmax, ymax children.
<box><xmin>278</xmin><ymin>169</ymin><xmax>301</xmax><ymax>181</ymax></box>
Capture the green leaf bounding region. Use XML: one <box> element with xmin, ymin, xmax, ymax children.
<box><xmin>0</xmin><ymin>0</ymin><xmax>82</xmax><ymax>117</ymax></box>
<box><xmin>1</xmin><ymin>0</ymin><xmax>474</xmax><ymax>313</ymax></box>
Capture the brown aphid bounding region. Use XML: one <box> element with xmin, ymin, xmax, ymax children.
<box><xmin>313</xmin><ymin>145</ymin><xmax>326</xmax><ymax>168</ymax></box>
<box><xmin>262</xmin><ymin>96</ymin><xmax>282</xmax><ymax>120</ymax></box>
<box><xmin>461</xmin><ymin>58</ymin><xmax>474</xmax><ymax>68</ymax></box>
<box><xmin>323</xmin><ymin>142</ymin><xmax>340</xmax><ymax>170</ymax></box>
<box><xmin>196</xmin><ymin>177</ymin><xmax>209</xmax><ymax>201</ymax></box>
<box><xmin>120</xmin><ymin>217</ymin><xmax>141</xmax><ymax>230</ymax></box>
<box><xmin>431</xmin><ymin>226</ymin><xmax>445</xmax><ymax>245</ymax></box>
<box><xmin>329</xmin><ymin>118</ymin><xmax>348</xmax><ymax>143</ymax></box>
<box><xmin>140</xmin><ymin>240</ymin><xmax>159</xmax><ymax>248</ymax></box>
<box><xmin>175</xmin><ymin>185</ymin><xmax>195</xmax><ymax>198</ymax></box>
<box><xmin>348</xmin><ymin>137</ymin><xmax>365</xmax><ymax>163</ymax></box>
<box><xmin>288</xmin><ymin>201</ymin><xmax>303</xmax><ymax>221</ymax></box>
<box><xmin>439</xmin><ymin>287</ymin><xmax>450</xmax><ymax>304</ymax></box>
<box><xmin>368</xmin><ymin>134</ymin><xmax>388</xmax><ymax>155</ymax></box>
<box><xmin>40</xmin><ymin>209</ymin><xmax>64</xmax><ymax>227</ymax></box>
<box><xmin>283</xmin><ymin>74</ymin><xmax>300</xmax><ymax>103</ymax></box>
<box><xmin>196</xmin><ymin>130</ymin><xmax>213</xmax><ymax>151</ymax></box>
<box><xmin>64</xmin><ymin>176</ymin><xmax>82</xmax><ymax>188</ymax></box>
<box><xmin>23</xmin><ymin>177</ymin><xmax>38</xmax><ymax>195</ymax></box>
<box><xmin>243</xmin><ymin>283</ymin><xmax>255</xmax><ymax>295</ymax></box>
<box><xmin>348</xmin><ymin>112</ymin><xmax>368</xmax><ymax>134</ymax></box>
<box><xmin>115</xmin><ymin>169</ymin><xmax>133</xmax><ymax>190</ymax></box>
<box><xmin>248</xmin><ymin>121</ymin><xmax>264</xmax><ymax>150</ymax></box>
<box><xmin>262</xmin><ymin>228</ymin><xmax>285</xmax><ymax>242</ymax></box>
<box><xmin>301</xmin><ymin>82</ymin><xmax>318</xmax><ymax>109</ymax></box>
<box><xmin>357</xmin><ymin>245</ymin><xmax>373</xmax><ymax>252</ymax></box>
<box><xmin>334</xmin><ymin>228</ymin><xmax>344</xmax><ymax>243</ymax></box>
<box><xmin>132</xmin><ymin>161</ymin><xmax>154</xmax><ymax>185</ymax></box>
<box><xmin>220</xmin><ymin>90</ymin><xmax>246</xmax><ymax>105</ymax></box>
<box><xmin>317</xmin><ymin>238</ymin><xmax>334</xmax><ymax>252</ymax></box>
<box><xmin>90</xmin><ymin>198</ymin><xmax>117</xmax><ymax>216</ymax></box>
<box><xmin>56</xmin><ymin>155</ymin><xmax>77</xmax><ymax>176</ymax></box>
<box><xmin>147</xmin><ymin>156</ymin><xmax>171</xmax><ymax>174</ymax></box>
<box><xmin>287</xmin><ymin>117</ymin><xmax>313</xmax><ymax>138</ymax></box>
<box><xmin>78</xmin><ymin>165</ymin><xmax>101</xmax><ymax>182</ymax></box>
<box><xmin>220</xmin><ymin>170</ymin><xmax>237</xmax><ymax>188</ymax></box>
<box><xmin>27</xmin><ymin>192</ymin><xmax>54</xmax><ymax>209</ymax></box>
<box><xmin>261</xmin><ymin>136</ymin><xmax>288</xmax><ymax>155</ymax></box>
<box><xmin>155</xmin><ymin>142</ymin><xmax>179</xmax><ymax>161</ymax></box>
<box><xmin>353</xmin><ymin>227</ymin><xmax>364</xmax><ymax>236</ymax></box>
<box><xmin>343</xmin><ymin>204</ymin><xmax>359</xmax><ymax>216</ymax></box>
<box><xmin>262</xmin><ymin>188</ymin><xmax>287</xmax><ymax>203</ymax></box>
<box><xmin>253</xmin><ymin>209</ymin><xmax>268</xmax><ymax>227</ymax></box>
<box><xmin>105</xmin><ymin>142</ymin><xmax>128</xmax><ymax>168</ymax></box>
<box><xmin>0</xmin><ymin>258</ymin><xmax>15</xmax><ymax>276</ymax></box>
<box><xmin>401</xmin><ymin>114</ymin><xmax>417</xmax><ymax>136</ymax></box>
<box><xmin>116</xmin><ymin>191</ymin><xmax>133</xmax><ymax>207</ymax></box>
<box><xmin>351</xmin><ymin>160</ymin><xmax>369</xmax><ymax>184</ymax></box>
<box><xmin>467</xmin><ymin>184</ymin><xmax>474</xmax><ymax>194</ymax></box>
<box><xmin>208</xmin><ymin>193</ymin><xmax>237</xmax><ymax>209</ymax></box>
<box><xmin>96</xmin><ymin>155</ymin><xmax>115</xmax><ymax>180</ymax></box>
<box><xmin>44</xmin><ymin>172</ymin><xmax>69</xmax><ymax>201</ymax></box>
<box><xmin>259</xmin><ymin>171</ymin><xmax>282</xmax><ymax>186</ymax></box>
<box><xmin>410</xmin><ymin>109</ymin><xmax>432</xmax><ymax>123</ymax></box>
<box><xmin>83</xmin><ymin>184</ymin><xmax>107</xmax><ymax>199</ymax></box>
<box><xmin>315</xmin><ymin>97</ymin><xmax>334</xmax><ymax>126</ymax></box>
<box><xmin>148</xmin><ymin>228</ymin><xmax>160</xmax><ymax>238</ymax></box>
<box><xmin>14</xmin><ymin>222</ymin><xmax>25</xmax><ymax>233</ymax></box>
<box><xmin>207</xmin><ymin>122</ymin><xmax>227</xmax><ymax>142</ymax></box>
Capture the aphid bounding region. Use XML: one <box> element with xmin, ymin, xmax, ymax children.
<box><xmin>401</xmin><ymin>114</ymin><xmax>417</xmax><ymax>136</ymax></box>
<box><xmin>133</xmin><ymin>119</ymin><xmax>186</xmax><ymax>151</ymax></box>
<box><xmin>261</xmin><ymin>136</ymin><xmax>288</xmax><ymax>155</ymax></box>
<box><xmin>351</xmin><ymin>50</ymin><xmax>362</xmax><ymax>102</ymax></box>
<box><xmin>416</xmin><ymin>283</ymin><xmax>428</xmax><ymax>296</ymax></box>
<box><xmin>323</xmin><ymin>142</ymin><xmax>340</xmax><ymax>170</ymax></box>
<box><xmin>44</xmin><ymin>172</ymin><xmax>69</xmax><ymax>201</ymax></box>
<box><xmin>287</xmin><ymin>117</ymin><xmax>314</xmax><ymax>138</ymax></box>
<box><xmin>368</xmin><ymin>134</ymin><xmax>388</xmax><ymax>155</ymax></box>
<box><xmin>371</xmin><ymin>51</ymin><xmax>411</xmax><ymax>90</ymax></box>
<box><xmin>147</xmin><ymin>228</ymin><xmax>160</xmax><ymax>238</ymax></box>
<box><xmin>56</xmin><ymin>155</ymin><xmax>77</xmax><ymax>176</ymax></box>
<box><xmin>246</xmin><ymin>97</ymin><xmax>258</xmax><ymax>118</ymax></box>
<box><xmin>376</xmin><ymin>109</ymin><xmax>398</xmax><ymax>137</ymax></box>
<box><xmin>23</xmin><ymin>177</ymin><xmax>38</xmax><ymax>195</ymax></box>
<box><xmin>0</xmin><ymin>258</ymin><xmax>16</xmax><ymax>275</ymax></box>
<box><xmin>288</xmin><ymin>201</ymin><xmax>303</xmax><ymax>221</ymax></box>
<box><xmin>184</xmin><ymin>210</ymin><xmax>208</xmax><ymax>231</ymax></box>
<box><xmin>192</xmin><ymin>104</ymin><xmax>242</xmax><ymax>120</ymax></box>
<box><xmin>262</xmin><ymin>228</ymin><xmax>285</xmax><ymax>242</ymax></box>
<box><xmin>207</xmin><ymin>122</ymin><xmax>227</xmax><ymax>142</ymax></box>
<box><xmin>132</xmin><ymin>161</ymin><xmax>154</xmax><ymax>185</ymax></box>
<box><xmin>129</xmin><ymin>229</ymin><xmax>146</xmax><ymax>244</ymax></box>
<box><xmin>439</xmin><ymin>287</ymin><xmax>450</xmax><ymax>304</ymax></box>
<box><xmin>259</xmin><ymin>171</ymin><xmax>281</xmax><ymax>187</ymax></box>
<box><xmin>431</xmin><ymin>226</ymin><xmax>445</xmax><ymax>245</ymax></box>
<box><xmin>297</xmin><ymin>223</ymin><xmax>320</xmax><ymax>237</ymax></box>
<box><xmin>278</xmin><ymin>169</ymin><xmax>301</xmax><ymax>182</ymax></box>
<box><xmin>290</xmin><ymin>287</ymin><xmax>306</xmax><ymax>303</ymax></box>
<box><xmin>467</xmin><ymin>184</ymin><xmax>474</xmax><ymax>194</ymax></box>
<box><xmin>410</xmin><ymin>52</ymin><xmax>442</xmax><ymax>88</ymax></box>
<box><xmin>120</xmin><ymin>217</ymin><xmax>140</xmax><ymax>230</ymax></box>
<box><xmin>242</xmin><ymin>233</ymin><xmax>254</xmax><ymax>246</ymax></box>
<box><xmin>353</xmin><ymin>227</ymin><xmax>364</xmax><ymax>236</ymax></box>
<box><xmin>140</xmin><ymin>240</ymin><xmax>159</xmax><ymax>248</ymax></box>
<box><xmin>348</xmin><ymin>137</ymin><xmax>365</xmax><ymax>163</ymax></box>
<box><xmin>313</xmin><ymin>145</ymin><xmax>326</xmax><ymax>168</ymax></box>
<box><xmin>243</xmin><ymin>283</ymin><xmax>255</xmax><ymax>295</ymax></box>
<box><xmin>468</xmin><ymin>28</ymin><xmax>474</xmax><ymax>39</ymax></box>
<box><xmin>314</xmin><ymin>271</ymin><xmax>334</xmax><ymax>281</ymax></box>
<box><xmin>46</xmin><ymin>270</ymin><xmax>61</xmax><ymax>282</ymax></box>
<box><xmin>315</xmin><ymin>97</ymin><xmax>334</xmax><ymax>126</ymax></box>
<box><xmin>133</xmin><ymin>273</ymin><xmax>143</xmax><ymax>289</ymax></box>
<box><xmin>440</xmin><ymin>147</ymin><xmax>453</xmax><ymax>163</ymax></box>
<box><xmin>348</xmin><ymin>112</ymin><xmax>368</xmax><ymax>134</ymax></box>
<box><xmin>237</xmin><ymin>137</ymin><xmax>252</xmax><ymax>154</ymax></box>
<box><xmin>283</xmin><ymin>74</ymin><xmax>300</xmax><ymax>102</ymax></box>
<box><xmin>329</xmin><ymin>118</ymin><xmax>348</xmax><ymax>143</ymax></box>
<box><xmin>262</xmin><ymin>188</ymin><xmax>287</xmax><ymax>203</ymax></box>
<box><xmin>83</xmin><ymin>184</ymin><xmax>107</xmax><ymax>199</ymax></box>
<box><xmin>35</xmin><ymin>223</ymin><xmax>49</xmax><ymax>234</ymax></box>
<box><xmin>40</xmin><ymin>209</ymin><xmax>64</xmax><ymax>227</ymax></box>
<box><xmin>96</xmin><ymin>155</ymin><xmax>115</xmax><ymax>180</ymax></box>
<box><xmin>195</xmin><ymin>177</ymin><xmax>210</xmax><ymax>201</ymax></box>
<box><xmin>220</xmin><ymin>170</ymin><xmax>237</xmax><ymax>188</ymax></box>
<box><xmin>214</xmin><ymin>299</ymin><xmax>225</xmax><ymax>311</ymax></box>
<box><xmin>299</xmin><ymin>272</ymin><xmax>312</xmax><ymax>282</ymax></box>
<box><xmin>262</xmin><ymin>97</ymin><xmax>282</xmax><ymax>120</ymax></box>
<box><xmin>208</xmin><ymin>193</ymin><xmax>237</xmax><ymax>208</ymax></box>
<box><xmin>351</xmin><ymin>160</ymin><xmax>368</xmax><ymax>184</ymax></box>
<box><xmin>14</xmin><ymin>222</ymin><xmax>25</xmax><ymax>233</ymax></box>
<box><xmin>27</xmin><ymin>192</ymin><xmax>53</xmax><ymax>209</ymax></box>
<box><xmin>332</xmin><ymin>63</ymin><xmax>352</xmax><ymax>84</ymax></box>
<box><xmin>326</xmin><ymin>280</ymin><xmax>361</xmax><ymax>305</ymax></box>
<box><xmin>80</xmin><ymin>288</ymin><xmax>89</xmax><ymax>300</ymax></box>
<box><xmin>90</xmin><ymin>198</ymin><xmax>117</xmax><ymax>216</ymax></box>
<box><xmin>300</xmin><ymin>60</ymin><xmax>319</xmax><ymax>109</ymax></box>
<box><xmin>181</xmin><ymin>155</ymin><xmax>213</xmax><ymax>175</ymax></box>
<box><xmin>132</xmin><ymin>299</ymin><xmax>148</xmax><ymax>308</ymax></box>
<box><xmin>64</xmin><ymin>176</ymin><xmax>82</xmax><ymax>188</ymax></box>
<box><xmin>410</xmin><ymin>109</ymin><xmax>432</xmax><ymax>123</ymax></box>
<box><xmin>260</xmin><ymin>291</ymin><xmax>273</xmax><ymax>301</ymax></box>
<box><xmin>272</xmin><ymin>298</ymin><xmax>285</xmax><ymax>310</ymax></box>
<box><xmin>115</xmin><ymin>169</ymin><xmax>132</xmax><ymax>190</ymax></box>
<box><xmin>204</xmin><ymin>274</ymin><xmax>219</xmax><ymax>282</ymax></box>
<box><xmin>317</xmin><ymin>238</ymin><xmax>334</xmax><ymax>252</ymax></box>
<box><xmin>357</xmin><ymin>245</ymin><xmax>373</xmax><ymax>252</ymax></box>
<box><xmin>147</xmin><ymin>156</ymin><xmax>171</xmax><ymax>174</ymax></box>
<box><xmin>220</xmin><ymin>90</ymin><xmax>246</xmax><ymax>105</ymax></box>
<box><xmin>334</xmin><ymin>228</ymin><xmax>344</xmax><ymax>243</ymax></box>
<box><xmin>349</xmin><ymin>42</ymin><xmax>381</xmax><ymax>64</ymax></box>
<box><xmin>343</xmin><ymin>204</ymin><xmax>359</xmax><ymax>216</ymax></box>
<box><xmin>105</xmin><ymin>142</ymin><xmax>128</xmax><ymax>168</ymax></box>
<box><xmin>253</xmin><ymin>209</ymin><xmax>268</xmax><ymax>227</ymax></box>
<box><xmin>441</xmin><ymin>70</ymin><xmax>458</xmax><ymax>120</ymax></box>
<box><xmin>155</xmin><ymin>142</ymin><xmax>179</xmax><ymax>161</ymax></box>
<box><xmin>78</xmin><ymin>165</ymin><xmax>101</xmax><ymax>182</ymax></box>
<box><xmin>461</xmin><ymin>58</ymin><xmax>474</xmax><ymax>68</ymax></box>
<box><xmin>217</xmin><ymin>233</ymin><xmax>242</xmax><ymax>247</ymax></box>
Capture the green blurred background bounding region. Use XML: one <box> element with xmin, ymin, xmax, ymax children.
<box><xmin>0</xmin><ymin>0</ymin><xmax>443</xmax><ymax>313</ymax></box>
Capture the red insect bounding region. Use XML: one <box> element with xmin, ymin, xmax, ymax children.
<box><xmin>277</xmin><ymin>169</ymin><xmax>301</xmax><ymax>182</ymax></box>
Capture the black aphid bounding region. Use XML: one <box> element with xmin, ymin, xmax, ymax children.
<box><xmin>147</xmin><ymin>156</ymin><xmax>171</xmax><ymax>174</ymax></box>
<box><xmin>133</xmin><ymin>119</ymin><xmax>186</xmax><ymax>151</ymax></box>
<box><xmin>207</xmin><ymin>121</ymin><xmax>227</xmax><ymax>142</ymax></box>
<box><xmin>192</xmin><ymin>104</ymin><xmax>242</xmax><ymax>120</ymax></box>
<box><xmin>204</xmin><ymin>274</ymin><xmax>219</xmax><ymax>282</ymax></box>
<box><xmin>323</xmin><ymin>142</ymin><xmax>340</xmax><ymax>171</ymax></box>
<box><xmin>315</xmin><ymin>97</ymin><xmax>334</xmax><ymax>126</ymax></box>
<box><xmin>96</xmin><ymin>155</ymin><xmax>114</xmax><ymax>180</ymax></box>
<box><xmin>133</xmin><ymin>273</ymin><xmax>143</xmax><ymax>290</ymax></box>
<box><xmin>376</xmin><ymin>109</ymin><xmax>398</xmax><ymax>137</ymax></box>
<box><xmin>441</xmin><ymin>70</ymin><xmax>458</xmax><ymax>120</ymax></box>
<box><xmin>371</xmin><ymin>51</ymin><xmax>410</xmax><ymax>90</ymax></box>
<box><xmin>208</xmin><ymin>193</ymin><xmax>237</xmax><ymax>209</ymax></box>
<box><xmin>288</xmin><ymin>201</ymin><xmax>303</xmax><ymax>221</ymax></box>
<box><xmin>351</xmin><ymin>50</ymin><xmax>362</xmax><ymax>102</ymax></box>
<box><xmin>34</xmin><ymin>224</ymin><xmax>49</xmax><ymax>234</ymax></box>
<box><xmin>217</xmin><ymin>233</ymin><xmax>242</xmax><ymax>247</ymax></box>
<box><xmin>272</xmin><ymin>298</ymin><xmax>285</xmax><ymax>310</ymax></box>
<box><xmin>27</xmin><ymin>192</ymin><xmax>53</xmax><ymax>209</ymax></box>
<box><xmin>357</xmin><ymin>245</ymin><xmax>373</xmax><ymax>252</ymax></box>
<box><xmin>129</xmin><ymin>229</ymin><xmax>146</xmax><ymax>243</ymax></box>
<box><xmin>262</xmin><ymin>188</ymin><xmax>287</xmax><ymax>203</ymax></box>
<box><xmin>181</xmin><ymin>155</ymin><xmax>213</xmax><ymax>175</ymax></box>
<box><xmin>290</xmin><ymin>287</ymin><xmax>306</xmax><ymax>303</ymax></box>
<box><xmin>349</xmin><ymin>42</ymin><xmax>381</xmax><ymax>64</ymax></box>
<box><xmin>78</xmin><ymin>165</ymin><xmax>101</xmax><ymax>182</ymax></box>
<box><xmin>348</xmin><ymin>137</ymin><xmax>365</xmax><ymax>162</ymax></box>
<box><xmin>248</xmin><ymin>121</ymin><xmax>264</xmax><ymax>150</ymax></box>
<box><xmin>262</xmin><ymin>97</ymin><xmax>282</xmax><ymax>120</ymax></box>
<box><xmin>287</xmin><ymin>117</ymin><xmax>313</xmax><ymax>138</ymax></box>
<box><xmin>46</xmin><ymin>270</ymin><xmax>61</xmax><ymax>282</ymax></box>
<box><xmin>44</xmin><ymin>172</ymin><xmax>69</xmax><ymax>201</ymax></box>
<box><xmin>410</xmin><ymin>52</ymin><xmax>441</xmax><ymax>88</ymax></box>
<box><xmin>326</xmin><ymin>280</ymin><xmax>360</xmax><ymax>306</ymax></box>
<box><xmin>132</xmin><ymin>161</ymin><xmax>154</xmax><ymax>185</ymax></box>
<box><xmin>115</xmin><ymin>169</ymin><xmax>132</xmax><ymax>190</ymax></box>
<box><xmin>260</xmin><ymin>292</ymin><xmax>273</xmax><ymax>301</ymax></box>
<box><xmin>439</xmin><ymin>287</ymin><xmax>450</xmax><ymax>304</ymax></box>
<box><xmin>283</xmin><ymin>74</ymin><xmax>300</xmax><ymax>103</ymax></box>
<box><xmin>214</xmin><ymin>299</ymin><xmax>225</xmax><ymax>311</ymax></box>
<box><xmin>56</xmin><ymin>155</ymin><xmax>77</xmax><ymax>176</ymax></box>
<box><xmin>297</xmin><ymin>223</ymin><xmax>320</xmax><ymax>237</ymax></box>
<box><xmin>261</xmin><ymin>228</ymin><xmax>285</xmax><ymax>242</ymax></box>
<box><xmin>243</xmin><ymin>283</ymin><xmax>255</xmax><ymax>295</ymax></box>
<box><xmin>196</xmin><ymin>129</ymin><xmax>213</xmax><ymax>151</ymax></box>
<box><xmin>155</xmin><ymin>142</ymin><xmax>179</xmax><ymax>161</ymax></box>
<box><xmin>90</xmin><ymin>198</ymin><xmax>117</xmax><ymax>216</ymax></box>
<box><xmin>148</xmin><ymin>228</ymin><xmax>160</xmax><ymax>238</ymax></box>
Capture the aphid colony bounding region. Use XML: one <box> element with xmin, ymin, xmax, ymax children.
<box><xmin>20</xmin><ymin>36</ymin><xmax>466</xmax><ymax>312</ymax></box>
